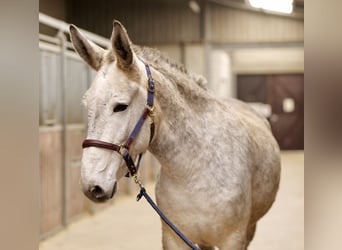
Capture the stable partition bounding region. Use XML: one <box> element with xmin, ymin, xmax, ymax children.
<box><xmin>39</xmin><ymin>126</ymin><xmax>63</xmax><ymax>235</ymax></box>
<box><xmin>39</xmin><ymin>125</ymin><xmax>88</xmax><ymax>236</ymax></box>
<box><xmin>39</xmin><ymin>13</ymin><xmax>160</xmax><ymax>238</ymax></box>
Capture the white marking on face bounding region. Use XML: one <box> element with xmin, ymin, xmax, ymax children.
<box><xmin>80</xmin><ymin>60</ymin><xmax>151</xmax><ymax>201</ymax></box>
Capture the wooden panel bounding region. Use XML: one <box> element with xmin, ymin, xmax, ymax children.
<box><xmin>237</xmin><ymin>75</ymin><xmax>267</xmax><ymax>102</ymax></box>
<box><xmin>65</xmin><ymin>125</ymin><xmax>87</xmax><ymax>221</ymax></box>
<box><xmin>237</xmin><ymin>74</ymin><xmax>304</xmax><ymax>150</ymax></box>
<box><xmin>268</xmin><ymin>74</ymin><xmax>304</xmax><ymax>150</ymax></box>
<box><xmin>39</xmin><ymin>127</ymin><xmax>63</xmax><ymax>235</ymax></box>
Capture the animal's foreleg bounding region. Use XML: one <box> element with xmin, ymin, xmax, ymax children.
<box><xmin>161</xmin><ymin>224</ymin><xmax>192</xmax><ymax>250</ymax></box>
<box><xmin>198</xmin><ymin>245</ymin><xmax>216</xmax><ymax>250</ymax></box>
<box><xmin>217</xmin><ymin>230</ymin><xmax>248</xmax><ymax>250</ymax></box>
<box><xmin>246</xmin><ymin>224</ymin><xmax>257</xmax><ymax>247</ymax></box>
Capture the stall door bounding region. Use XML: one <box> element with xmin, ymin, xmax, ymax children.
<box><xmin>237</xmin><ymin>74</ymin><xmax>304</xmax><ymax>150</ymax></box>
<box><xmin>268</xmin><ymin>74</ymin><xmax>304</xmax><ymax>150</ymax></box>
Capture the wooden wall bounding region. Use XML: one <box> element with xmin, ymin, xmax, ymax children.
<box><xmin>39</xmin><ymin>126</ymin><xmax>63</xmax><ymax>235</ymax></box>
<box><xmin>65</xmin><ymin>125</ymin><xmax>87</xmax><ymax>220</ymax></box>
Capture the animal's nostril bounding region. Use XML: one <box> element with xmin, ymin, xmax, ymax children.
<box><xmin>90</xmin><ymin>185</ymin><xmax>104</xmax><ymax>198</ymax></box>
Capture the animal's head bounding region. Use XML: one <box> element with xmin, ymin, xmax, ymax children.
<box><xmin>70</xmin><ymin>21</ymin><xmax>154</xmax><ymax>203</ymax></box>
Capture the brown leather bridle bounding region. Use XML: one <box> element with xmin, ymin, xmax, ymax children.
<box><xmin>82</xmin><ymin>62</ymin><xmax>155</xmax><ymax>177</ymax></box>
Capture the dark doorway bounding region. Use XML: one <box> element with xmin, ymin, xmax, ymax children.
<box><xmin>237</xmin><ymin>74</ymin><xmax>304</xmax><ymax>150</ymax></box>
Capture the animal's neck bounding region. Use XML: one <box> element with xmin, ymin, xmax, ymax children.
<box><xmin>148</xmin><ymin>69</ymin><xmax>213</xmax><ymax>175</ymax></box>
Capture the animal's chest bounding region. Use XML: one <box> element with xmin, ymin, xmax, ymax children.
<box><xmin>155</xmin><ymin>168</ymin><xmax>251</xmax><ymax>225</ymax></box>
<box><xmin>155</xmin><ymin>170</ymin><xmax>251</xmax><ymax>243</ymax></box>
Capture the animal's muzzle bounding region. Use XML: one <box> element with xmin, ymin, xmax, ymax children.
<box><xmin>86</xmin><ymin>182</ymin><xmax>117</xmax><ymax>203</ymax></box>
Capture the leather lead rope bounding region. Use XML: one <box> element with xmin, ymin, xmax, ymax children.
<box><xmin>132</xmin><ymin>154</ymin><xmax>201</xmax><ymax>250</ymax></box>
<box><xmin>136</xmin><ymin>187</ymin><xmax>201</xmax><ymax>250</ymax></box>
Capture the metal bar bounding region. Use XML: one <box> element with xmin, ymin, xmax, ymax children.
<box><xmin>39</xmin><ymin>41</ymin><xmax>61</xmax><ymax>53</ymax></box>
<box><xmin>39</xmin><ymin>12</ymin><xmax>110</xmax><ymax>48</ymax></box>
<box><xmin>39</xmin><ymin>34</ymin><xmax>77</xmax><ymax>52</ymax></box>
<box><xmin>39</xmin><ymin>41</ymin><xmax>82</xmax><ymax>60</ymax></box>
<box><xmin>180</xmin><ymin>41</ymin><xmax>186</xmax><ymax>65</ymax></box>
<box><xmin>58</xmin><ymin>31</ymin><xmax>68</xmax><ymax>227</ymax></box>
<box><xmin>39</xmin><ymin>51</ymin><xmax>47</xmax><ymax>125</ymax></box>
<box><xmin>40</xmin><ymin>50</ymin><xmax>59</xmax><ymax>125</ymax></box>
<box><xmin>201</xmin><ymin>0</ymin><xmax>212</xmax><ymax>80</ymax></box>
<box><xmin>39</xmin><ymin>33</ymin><xmax>60</xmax><ymax>44</ymax></box>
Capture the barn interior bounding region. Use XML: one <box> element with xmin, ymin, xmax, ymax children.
<box><xmin>38</xmin><ymin>0</ymin><xmax>304</xmax><ymax>249</ymax></box>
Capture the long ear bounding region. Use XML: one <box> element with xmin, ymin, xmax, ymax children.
<box><xmin>111</xmin><ymin>20</ymin><xmax>134</xmax><ymax>69</ymax></box>
<box><xmin>69</xmin><ymin>25</ymin><xmax>105</xmax><ymax>71</ymax></box>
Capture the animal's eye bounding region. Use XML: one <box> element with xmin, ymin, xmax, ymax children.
<box><xmin>113</xmin><ymin>104</ymin><xmax>128</xmax><ymax>113</ymax></box>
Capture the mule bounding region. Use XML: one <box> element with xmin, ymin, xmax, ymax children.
<box><xmin>69</xmin><ymin>21</ymin><xmax>281</xmax><ymax>250</ymax></box>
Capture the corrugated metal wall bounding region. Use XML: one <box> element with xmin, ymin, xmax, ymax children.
<box><xmin>66</xmin><ymin>1</ymin><xmax>303</xmax><ymax>45</ymax></box>
<box><xmin>66</xmin><ymin>0</ymin><xmax>201</xmax><ymax>44</ymax></box>
<box><xmin>209</xmin><ymin>3</ymin><xmax>304</xmax><ymax>44</ymax></box>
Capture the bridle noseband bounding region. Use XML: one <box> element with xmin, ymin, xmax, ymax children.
<box><xmin>82</xmin><ymin>62</ymin><xmax>155</xmax><ymax>177</ymax></box>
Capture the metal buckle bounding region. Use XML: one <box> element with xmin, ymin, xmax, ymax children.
<box><xmin>147</xmin><ymin>78</ymin><xmax>155</xmax><ymax>93</ymax></box>
<box><xmin>145</xmin><ymin>104</ymin><xmax>155</xmax><ymax>116</ymax></box>
<box><xmin>118</xmin><ymin>144</ymin><xmax>128</xmax><ymax>155</ymax></box>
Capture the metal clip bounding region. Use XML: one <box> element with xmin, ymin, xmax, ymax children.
<box><xmin>133</xmin><ymin>174</ymin><xmax>144</xmax><ymax>189</ymax></box>
<box><xmin>147</xmin><ymin>78</ymin><xmax>155</xmax><ymax>93</ymax></box>
<box><xmin>118</xmin><ymin>144</ymin><xmax>126</xmax><ymax>155</ymax></box>
<box><xmin>145</xmin><ymin>104</ymin><xmax>155</xmax><ymax>117</ymax></box>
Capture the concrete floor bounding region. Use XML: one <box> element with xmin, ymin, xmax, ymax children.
<box><xmin>40</xmin><ymin>151</ymin><xmax>304</xmax><ymax>250</ymax></box>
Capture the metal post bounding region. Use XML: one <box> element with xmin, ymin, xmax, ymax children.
<box><xmin>180</xmin><ymin>41</ymin><xmax>186</xmax><ymax>66</ymax></box>
<box><xmin>57</xmin><ymin>30</ymin><xmax>68</xmax><ymax>227</ymax></box>
<box><xmin>201</xmin><ymin>0</ymin><xmax>212</xmax><ymax>82</ymax></box>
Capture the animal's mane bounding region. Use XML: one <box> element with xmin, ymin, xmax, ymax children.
<box><xmin>133</xmin><ymin>45</ymin><xmax>208</xmax><ymax>90</ymax></box>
